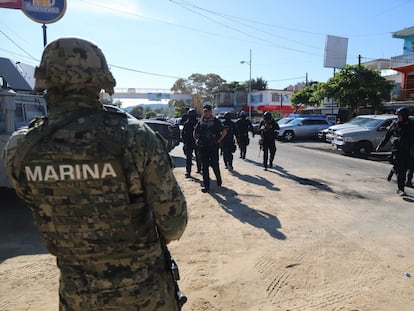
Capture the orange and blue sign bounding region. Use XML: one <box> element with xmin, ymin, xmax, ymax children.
<box><xmin>21</xmin><ymin>0</ymin><xmax>66</xmax><ymax>24</ymax></box>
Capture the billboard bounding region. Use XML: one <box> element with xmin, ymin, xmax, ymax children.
<box><xmin>0</xmin><ymin>0</ymin><xmax>22</xmax><ymax>9</ymax></box>
<box><xmin>324</xmin><ymin>35</ymin><xmax>348</xmax><ymax>69</ymax></box>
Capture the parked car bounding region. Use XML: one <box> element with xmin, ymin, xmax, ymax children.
<box><xmin>277</xmin><ymin>117</ymin><xmax>293</xmax><ymax>126</ymax></box>
<box><xmin>103</xmin><ymin>105</ymin><xmax>180</xmax><ymax>152</ymax></box>
<box><xmin>331</xmin><ymin>114</ymin><xmax>396</xmax><ymax>158</ymax></box>
<box><xmin>278</xmin><ymin>117</ymin><xmax>331</xmax><ymax>141</ymax></box>
<box><xmin>318</xmin><ymin>115</ymin><xmax>374</xmax><ymax>143</ymax></box>
<box><xmin>143</xmin><ymin>119</ymin><xmax>181</xmax><ymax>152</ymax></box>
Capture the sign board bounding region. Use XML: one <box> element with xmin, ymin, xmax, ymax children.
<box><xmin>21</xmin><ymin>0</ymin><xmax>66</xmax><ymax>24</ymax></box>
<box><xmin>147</xmin><ymin>93</ymin><xmax>171</xmax><ymax>101</ymax></box>
<box><xmin>0</xmin><ymin>0</ymin><xmax>22</xmax><ymax>9</ymax></box>
<box><xmin>324</xmin><ymin>35</ymin><xmax>348</xmax><ymax>69</ymax></box>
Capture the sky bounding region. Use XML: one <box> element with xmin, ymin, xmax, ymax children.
<box><xmin>1</xmin><ymin>0</ymin><xmax>414</xmax><ymax>99</ymax></box>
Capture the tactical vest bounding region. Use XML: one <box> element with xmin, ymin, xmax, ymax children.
<box><xmin>16</xmin><ymin>110</ymin><xmax>157</xmax><ymax>262</ymax></box>
<box><xmin>196</xmin><ymin>117</ymin><xmax>222</xmax><ymax>147</ymax></box>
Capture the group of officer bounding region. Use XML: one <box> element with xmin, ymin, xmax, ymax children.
<box><xmin>182</xmin><ymin>106</ymin><xmax>280</xmax><ymax>192</ymax></box>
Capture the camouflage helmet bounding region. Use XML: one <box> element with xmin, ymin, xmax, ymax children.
<box><xmin>34</xmin><ymin>37</ymin><xmax>116</xmax><ymax>95</ymax></box>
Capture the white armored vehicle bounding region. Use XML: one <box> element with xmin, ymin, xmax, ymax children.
<box><xmin>0</xmin><ymin>57</ymin><xmax>47</xmax><ymax>187</ymax></box>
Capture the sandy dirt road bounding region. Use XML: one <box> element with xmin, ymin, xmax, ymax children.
<box><xmin>1</xmin><ymin>141</ymin><xmax>414</xmax><ymax>311</ymax></box>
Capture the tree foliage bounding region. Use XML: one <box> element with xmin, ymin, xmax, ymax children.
<box><xmin>290</xmin><ymin>83</ymin><xmax>324</xmax><ymax>108</ymax></box>
<box><xmin>251</xmin><ymin>77</ymin><xmax>267</xmax><ymax>91</ymax></box>
<box><xmin>171</xmin><ymin>73</ymin><xmax>226</xmax><ymax>103</ymax></box>
<box><xmin>170</xmin><ymin>74</ymin><xmax>268</xmax><ymax>104</ymax></box>
<box><xmin>290</xmin><ymin>65</ymin><xmax>394</xmax><ymax>113</ymax></box>
<box><xmin>325</xmin><ymin>64</ymin><xmax>394</xmax><ymax>112</ymax></box>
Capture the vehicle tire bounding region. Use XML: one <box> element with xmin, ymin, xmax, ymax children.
<box><xmin>283</xmin><ymin>130</ymin><xmax>295</xmax><ymax>142</ymax></box>
<box><xmin>354</xmin><ymin>141</ymin><xmax>373</xmax><ymax>158</ymax></box>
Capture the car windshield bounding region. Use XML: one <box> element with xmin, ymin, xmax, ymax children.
<box><xmin>278</xmin><ymin>118</ymin><xmax>292</xmax><ymax>125</ymax></box>
<box><xmin>360</xmin><ymin>118</ymin><xmax>384</xmax><ymax>129</ymax></box>
<box><xmin>348</xmin><ymin>117</ymin><xmax>371</xmax><ymax>126</ymax></box>
<box><xmin>287</xmin><ymin>119</ymin><xmax>304</xmax><ymax>125</ymax></box>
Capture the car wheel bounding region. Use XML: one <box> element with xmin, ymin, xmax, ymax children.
<box><xmin>354</xmin><ymin>141</ymin><xmax>373</xmax><ymax>158</ymax></box>
<box><xmin>283</xmin><ymin>130</ymin><xmax>295</xmax><ymax>142</ymax></box>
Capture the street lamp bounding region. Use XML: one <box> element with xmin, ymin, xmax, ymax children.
<box><xmin>240</xmin><ymin>49</ymin><xmax>252</xmax><ymax>119</ymax></box>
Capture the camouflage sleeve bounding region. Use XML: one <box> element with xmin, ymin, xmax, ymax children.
<box><xmin>141</xmin><ymin>127</ymin><xmax>188</xmax><ymax>241</ymax></box>
<box><xmin>2</xmin><ymin>128</ymin><xmax>33</xmax><ymax>203</ymax></box>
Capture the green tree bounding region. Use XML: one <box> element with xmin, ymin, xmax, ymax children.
<box><xmin>290</xmin><ymin>83</ymin><xmax>322</xmax><ymax>108</ymax></box>
<box><xmin>251</xmin><ymin>77</ymin><xmax>267</xmax><ymax>91</ymax></box>
<box><xmin>171</xmin><ymin>73</ymin><xmax>226</xmax><ymax>103</ymax></box>
<box><xmin>325</xmin><ymin>64</ymin><xmax>394</xmax><ymax>113</ymax></box>
<box><xmin>170</xmin><ymin>78</ymin><xmax>192</xmax><ymax>94</ymax></box>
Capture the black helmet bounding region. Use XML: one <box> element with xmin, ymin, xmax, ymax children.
<box><xmin>188</xmin><ymin>109</ymin><xmax>197</xmax><ymax>118</ymax></box>
<box><xmin>224</xmin><ymin>112</ymin><xmax>232</xmax><ymax>120</ymax></box>
<box><xmin>264</xmin><ymin>111</ymin><xmax>272</xmax><ymax>120</ymax></box>
<box><xmin>396</xmin><ymin>107</ymin><xmax>409</xmax><ymax>120</ymax></box>
<box><xmin>239</xmin><ymin>111</ymin><xmax>246</xmax><ymax>118</ymax></box>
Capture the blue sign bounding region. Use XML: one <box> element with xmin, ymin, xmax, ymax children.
<box><xmin>22</xmin><ymin>0</ymin><xmax>66</xmax><ymax>24</ymax></box>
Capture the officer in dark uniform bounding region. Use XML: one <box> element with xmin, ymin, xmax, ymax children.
<box><xmin>259</xmin><ymin>111</ymin><xmax>280</xmax><ymax>171</ymax></box>
<box><xmin>376</xmin><ymin>107</ymin><xmax>414</xmax><ymax>196</ymax></box>
<box><xmin>221</xmin><ymin>112</ymin><xmax>237</xmax><ymax>170</ymax></box>
<box><xmin>182</xmin><ymin>108</ymin><xmax>201</xmax><ymax>177</ymax></box>
<box><xmin>3</xmin><ymin>37</ymin><xmax>187</xmax><ymax>311</ymax></box>
<box><xmin>235</xmin><ymin>111</ymin><xmax>254</xmax><ymax>159</ymax></box>
<box><xmin>194</xmin><ymin>104</ymin><xmax>227</xmax><ymax>192</ymax></box>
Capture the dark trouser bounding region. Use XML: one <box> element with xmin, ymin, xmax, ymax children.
<box><xmin>407</xmin><ymin>169</ymin><xmax>413</xmax><ymax>184</ymax></box>
<box><xmin>263</xmin><ymin>139</ymin><xmax>276</xmax><ymax>169</ymax></box>
<box><xmin>222</xmin><ymin>143</ymin><xmax>234</xmax><ymax>168</ymax></box>
<box><xmin>237</xmin><ymin>135</ymin><xmax>249</xmax><ymax>159</ymax></box>
<box><xmin>395</xmin><ymin>152</ymin><xmax>414</xmax><ymax>192</ymax></box>
<box><xmin>184</xmin><ymin>142</ymin><xmax>201</xmax><ymax>174</ymax></box>
<box><xmin>200</xmin><ymin>145</ymin><xmax>222</xmax><ymax>189</ymax></box>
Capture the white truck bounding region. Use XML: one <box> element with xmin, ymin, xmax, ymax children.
<box><xmin>0</xmin><ymin>58</ymin><xmax>47</xmax><ymax>187</ymax></box>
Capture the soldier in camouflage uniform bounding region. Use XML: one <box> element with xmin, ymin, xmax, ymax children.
<box><xmin>2</xmin><ymin>37</ymin><xmax>187</xmax><ymax>311</ymax></box>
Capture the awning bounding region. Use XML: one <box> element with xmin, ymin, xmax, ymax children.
<box><xmin>257</xmin><ymin>105</ymin><xmax>296</xmax><ymax>112</ymax></box>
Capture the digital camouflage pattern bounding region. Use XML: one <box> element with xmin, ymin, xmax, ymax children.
<box><xmin>34</xmin><ymin>37</ymin><xmax>116</xmax><ymax>95</ymax></box>
<box><xmin>3</xmin><ymin>36</ymin><xmax>187</xmax><ymax>311</ymax></box>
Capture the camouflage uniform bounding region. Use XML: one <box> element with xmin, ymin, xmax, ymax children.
<box><xmin>2</xmin><ymin>37</ymin><xmax>187</xmax><ymax>311</ymax></box>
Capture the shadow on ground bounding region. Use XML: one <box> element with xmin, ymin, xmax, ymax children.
<box><xmin>0</xmin><ymin>188</ymin><xmax>48</xmax><ymax>262</ymax></box>
<box><xmin>209</xmin><ymin>187</ymin><xmax>286</xmax><ymax>240</ymax></box>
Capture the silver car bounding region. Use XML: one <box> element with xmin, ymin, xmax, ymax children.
<box><xmin>278</xmin><ymin>117</ymin><xmax>331</xmax><ymax>141</ymax></box>
<box><xmin>332</xmin><ymin>114</ymin><xmax>396</xmax><ymax>157</ymax></box>
<box><xmin>319</xmin><ymin>115</ymin><xmax>374</xmax><ymax>143</ymax></box>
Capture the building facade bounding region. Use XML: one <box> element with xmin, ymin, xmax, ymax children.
<box><xmin>390</xmin><ymin>26</ymin><xmax>414</xmax><ymax>101</ymax></box>
<box><xmin>213</xmin><ymin>89</ymin><xmax>295</xmax><ymax>117</ymax></box>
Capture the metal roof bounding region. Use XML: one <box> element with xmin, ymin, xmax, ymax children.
<box><xmin>0</xmin><ymin>57</ymin><xmax>35</xmax><ymax>91</ymax></box>
<box><xmin>392</xmin><ymin>26</ymin><xmax>414</xmax><ymax>39</ymax></box>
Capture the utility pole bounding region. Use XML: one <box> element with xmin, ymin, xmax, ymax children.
<box><xmin>240</xmin><ymin>49</ymin><xmax>252</xmax><ymax>119</ymax></box>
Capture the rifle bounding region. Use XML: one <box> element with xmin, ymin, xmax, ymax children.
<box><xmin>160</xmin><ymin>240</ymin><xmax>188</xmax><ymax>309</ymax></box>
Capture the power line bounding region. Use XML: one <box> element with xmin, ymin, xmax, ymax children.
<box><xmin>168</xmin><ymin>0</ymin><xmax>322</xmax><ymax>56</ymax></box>
<box><xmin>109</xmin><ymin>64</ymin><xmax>181</xmax><ymax>79</ymax></box>
<box><xmin>0</xmin><ymin>29</ymin><xmax>37</xmax><ymax>60</ymax></box>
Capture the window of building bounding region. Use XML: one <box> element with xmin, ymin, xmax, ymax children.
<box><xmin>271</xmin><ymin>93</ymin><xmax>281</xmax><ymax>102</ymax></box>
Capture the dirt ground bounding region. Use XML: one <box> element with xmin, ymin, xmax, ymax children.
<box><xmin>1</xmin><ymin>146</ymin><xmax>414</xmax><ymax>311</ymax></box>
